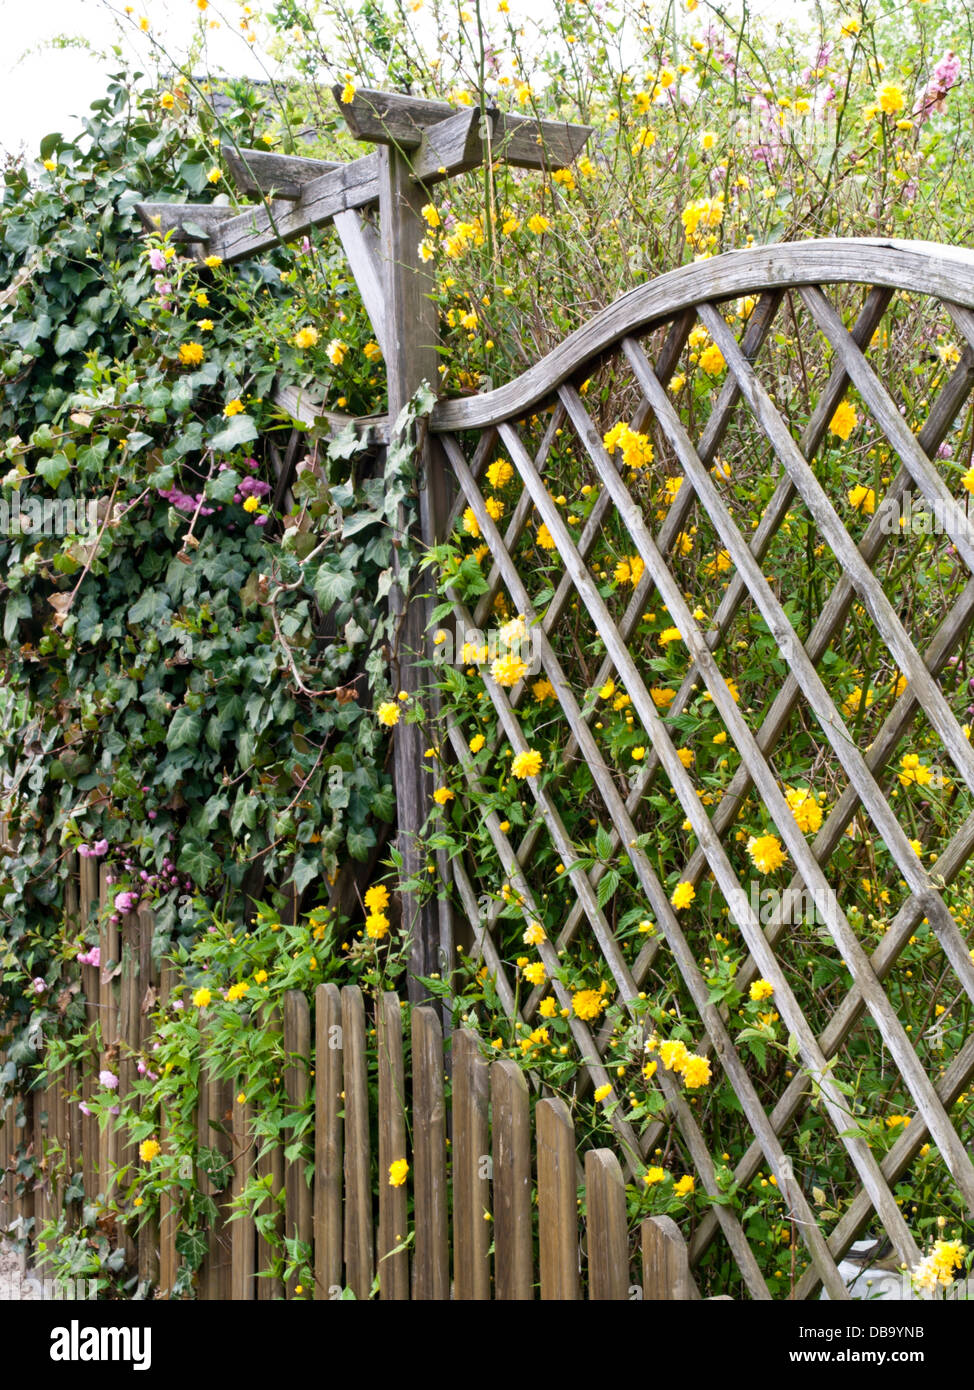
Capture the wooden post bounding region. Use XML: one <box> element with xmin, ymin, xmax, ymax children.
<box><xmin>377</xmin><ymin>145</ymin><xmax>449</xmax><ymax>1000</ymax></box>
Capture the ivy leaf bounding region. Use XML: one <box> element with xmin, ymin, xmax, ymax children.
<box><xmin>177</xmin><ymin>838</ymin><xmax>220</xmax><ymax>887</ymax></box>
<box><xmin>209</xmin><ymin>415</ymin><xmax>258</xmax><ymax>452</ymax></box>
<box><xmin>36</xmin><ymin>454</ymin><xmax>71</xmax><ymax>487</ymax></box>
<box><xmin>3</xmin><ymin>593</ymin><xmax>31</xmax><ymax>643</ymax></box>
<box><xmin>314</xmin><ymin>558</ymin><xmax>356</xmax><ymax>610</ymax></box>
<box><xmin>166</xmin><ymin>705</ymin><xmax>202</xmax><ymax>751</ymax></box>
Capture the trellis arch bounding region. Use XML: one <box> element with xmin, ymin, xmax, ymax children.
<box><xmin>428</xmin><ymin>239</ymin><xmax>974</xmax><ymax>1299</ymax></box>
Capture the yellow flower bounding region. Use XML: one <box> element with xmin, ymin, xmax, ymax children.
<box><xmin>631</xmin><ymin>127</ymin><xmax>657</xmax><ymax>154</ymax></box>
<box><xmin>139</xmin><ymin>1138</ymin><xmax>161</xmax><ymax>1162</ymax></box>
<box><xmin>603</xmin><ymin>422</ymin><xmax>654</xmax><ymax>470</ymax></box>
<box><xmin>527</xmin><ymin>214</ymin><xmax>551</xmax><ymax>235</ymax></box>
<box><xmin>366</xmin><ymin>912</ymin><xmax>390</xmax><ymax>940</ymax></box>
<box><xmin>523</xmin><ymin>961</ymin><xmax>546</xmax><ymax>986</ymax></box>
<box><xmin>643</xmin><ymin>1166</ymin><xmax>666</xmax><ymax>1185</ymax></box>
<box><xmin>698</xmin><ymin>344</ymin><xmax>725</xmax><ymax>376</ymax></box>
<box><xmin>178</xmin><ymin>342</ymin><xmax>205</xmax><ymax>366</ymax></box>
<box><xmin>469</xmin><ymin>733</ymin><xmax>486</xmax><ymax>753</ymax></box>
<box><xmin>539</xmin><ymin>996</ymin><xmax>557</xmax><ymax>1018</ymax></box>
<box><xmin>192</xmin><ymin>987</ymin><xmax>212</xmax><ymax>1008</ymax></box>
<box><xmin>829</xmin><ymin>400</ymin><xmax>858</xmax><ymax>440</ymax></box>
<box><xmin>533</xmin><ymin>678</ymin><xmax>556</xmax><ymax>703</ymax></box>
<box><xmin>421</xmin><ymin>203</ymin><xmax>440</xmax><ymax>228</ymax></box>
<box><xmin>486</xmin><ymin>459</ymin><xmax>514</xmax><ymax>489</ymax></box>
<box><xmin>523</xmin><ymin>921</ymin><xmax>546</xmax><ymax>946</ymax></box>
<box><xmin>223</xmin><ymin>398</ymin><xmax>244</xmax><ymax>417</ymax></box>
<box><xmin>340</xmin><ymin>80</ymin><xmax>357</xmax><ymax>104</ymax></box>
<box><xmin>432</xmin><ymin>786</ymin><xmax>455</xmax><ymax>806</ymax></box>
<box><xmin>326</xmin><ymin>339</ymin><xmax>348</xmax><ymax>366</ymax></box>
<box><xmin>485</xmin><ymin>496</ymin><xmax>505</xmax><ymax>521</ymax></box>
<box><xmin>227</xmin><ymin>982</ymin><xmax>250</xmax><ymax>1002</ymax></box>
<box><xmin>670</xmin><ymin>881</ymin><xmax>695</xmax><ymax>910</ymax></box>
<box><xmin>785</xmin><ymin>786</ymin><xmax>822</xmax><ymax>833</ymax></box>
<box><xmin>747</xmin><ymin>834</ymin><xmax>787</xmax><ymax>874</ymax></box>
<box><xmin>676</xmin><ymin>747</ymin><xmax>694</xmax><ymax>768</ymax></box>
<box><xmin>293</xmin><ymin>326</ymin><xmax>319</xmax><ymax>349</ymax></box>
<box><xmin>199</xmin><ymin>319</ymin><xmax>214</xmax><ymax>331</ymax></box>
<box><xmin>673</xmin><ymin>1175</ymin><xmax>695</xmax><ymax>1197</ymax></box>
<box><xmin>377</xmin><ymin>701</ymin><xmax>400</xmax><ymax>727</ymax></box>
<box><xmin>659</xmin><ymin>1039</ymin><xmax>690</xmax><ymax>1072</ymax></box>
<box><xmin>511</xmin><ymin>748</ymin><xmax>542</xmax><ymax>779</ymax></box>
<box><xmin>536</xmin><ymin>522</ymin><xmax>557</xmax><ymax>550</ymax></box>
<box><xmin>388</xmin><ymin>1158</ymin><xmax>409</xmax><ymax>1187</ymax></box>
<box><xmin>203</xmin><ymin>255</ymin><xmax>223</xmax><ymax>268</ymax></box>
<box><xmin>700</xmin><ymin>130</ymin><xmax>717</xmax><ymax>150</ymax></box>
<box><xmin>242</xmin><ymin>495</ymin><xmax>260</xmax><ymax>514</ymax></box>
<box><xmin>207</xmin><ymin>167</ymin><xmax>221</xmax><ymax>184</ymax></box>
<box><xmin>750</xmin><ymin>979</ymin><xmax>774</xmax><ymax>1002</ymax></box>
<box><xmin>363</xmin><ymin>340</ymin><xmax>382</xmax><ymax>361</ymax></box>
<box><xmin>594</xmin><ymin>1084</ymin><xmax>613</xmax><ymax>1103</ymax></box>
<box><xmin>364</xmin><ymin>884</ymin><xmax>389</xmax><ymax>913</ymax></box>
<box><xmin>572</xmin><ymin>987</ymin><xmax>607</xmax><ymax>1020</ymax></box>
<box><xmin>254</xmin><ymin>969</ymin><xmax>268</xmax><ymax>984</ymax></box>
<box><xmin>912</xmin><ymin>1239</ymin><xmax>967</xmax><ymax>1293</ymax></box>
<box><xmin>898</xmin><ymin>753</ymin><xmax>932</xmax><ymax>787</ymax></box>
<box><xmin>681</xmin><ymin>1055</ymin><xmax>712</xmax><ymax>1089</ymax></box>
<box><xmin>876</xmin><ymin>81</ymin><xmax>905</xmax><ymax>116</ymax></box>
<box><xmin>491</xmin><ymin>652</ymin><xmax>529</xmax><ymax>688</ymax></box>
<box><xmin>462</xmin><ymin>507</ymin><xmax>481</xmax><ymax>538</ymax></box>
<box><xmin>159</xmin><ymin>92</ymin><xmax>175</xmax><ymax>110</ymax></box>
<box><xmin>631</xmin><ymin>747</ymin><xmax>645</xmax><ymax>761</ymax></box>
<box><xmin>651</xmin><ymin>687</ymin><xmax>675</xmax><ymax>709</ymax></box>
<box><xmin>847</xmin><ymin>484</ymin><xmax>876</xmax><ymax>514</ymax></box>
<box><xmin>42</xmin><ymin>158</ymin><xmax>57</xmax><ymax>172</ymax></box>
<box><xmin>658</xmin><ymin>627</ymin><xmax>682</xmax><ymax>647</ymax></box>
<box><xmin>843</xmin><ymin>685</ymin><xmax>873</xmax><ymax>717</ymax></box>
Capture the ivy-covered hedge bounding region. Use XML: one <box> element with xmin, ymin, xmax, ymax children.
<box><xmin>0</xmin><ymin>73</ymin><xmax>412</xmax><ymax>1076</ymax></box>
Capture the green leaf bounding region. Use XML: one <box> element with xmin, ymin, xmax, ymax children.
<box><xmin>210</xmin><ymin>415</ymin><xmax>258</xmax><ymax>452</ymax></box>
<box><xmin>166</xmin><ymin>705</ymin><xmax>203</xmax><ymax>751</ymax></box>
<box><xmin>36</xmin><ymin>454</ymin><xmax>71</xmax><ymax>487</ymax></box>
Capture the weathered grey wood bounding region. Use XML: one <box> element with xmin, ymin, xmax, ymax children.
<box><xmin>335</xmin><ymin>85</ymin><xmax>591</xmax><ymax>170</ymax></box>
<box><xmin>331</xmin><ymin>210</ymin><xmax>390</xmax><ymax>361</ymax></box>
<box><xmin>341</xmin><ymin>985</ymin><xmax>373</xmax><ymax>1299</ymax></box>
<box><xmin>379</xmin><ymin>143</ymin><xmax>444</xmax><ymax>997</ymax></box>
<box><xmin>537</xmin><ymin>1099</ymin><xmax>579</xmax><ymax>1300</ymax></box>
<box><xmin>585</xmin><ymin>1150</ymin><xmax>629</xmax><ymax>1301</ymax></box>
<box><xmin>314</xmin><ymin>982</ymin><xmax>343</xmax><ymax>1299</ymax></box>
<box><xmin>491</xmin><ymin>1059</ymin><xmax>533</xmax><ymax>1300</ymax></box>
<box><xmin>452</xmin><ymin>1029</ymin><xmax>490</xmax><ymax>1300</ymax></box>
<box><xmin>283</xmin><ymin>991</ymin><xmax>313</xmax><ymax>1298</ymax></box>
<box><xmin>411</xmin><ymin>1006</ymin><xmax>449</xmax><ymax>1299</ymax></box>
<box><xmin>409</xmin><ymin>106</ymin><xmax>487</xmax><ymax>184</ymax></box>
<box><xmin>271</xmin><ymin>383</ymin><xmax>389</xmax><ymax>445</ymax></box>
<box><xmin>376</xmin><ymin>991</ymin><xmax>409</xmax><ymax>1300</ymax></box>
<box><xmin>642</xmin><ymin>1216</ymin><xmax>699</xmax><ymax>1300</ymax></box>
<box><xmin>230</xmin><ymin>1099</ymin><xmax>256</xmax><ymax>1301</ymax></box>
<box><xmin>221</xmin><ymin>145</ymin><xmax>339</xmax><ymax>200</ymax></box>
<box><xmin>135</xmin><ymin>202</ymin><xmax>236</xmax><ymax>241</ymax></box>
<box><xmin>430</xmin><ymin>239</ymin><xmax>974</xmax><ymax>431</ymax></box>
<box><xmin>209</xmin><ymin>153</ymin><xmax>381</xmax><ymax>263</ymax></box>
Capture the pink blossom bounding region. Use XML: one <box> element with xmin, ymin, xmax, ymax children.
<box><xmin>148</xmin><ymin>248</ymin><xmax>167</xmax><ymax>272</ymax></box>
<box><xmin>78</xmin><ymin>1101</ymin><xmax>91</xmax><ymax>1116</ymax></box>
<box><xmin>77</xmin><ymin>946</ymin><xmax>101</xmax><ymax>968</ymax></box>
<box><xmin>32</xmin><ymin>977</ymin><xmax>47</xmax><ymax>993</ymax></box>
<box><xmin>99</xmin><ymin>1069</ymin><xmax>119</xmax><ymax>1090</ymax></box>
<box><xmin>114</xmin><ymin>890</ymin><xmax>139</xmax><ymax>914</ymax></box>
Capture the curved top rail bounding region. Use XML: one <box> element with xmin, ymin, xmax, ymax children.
<box><xmin>429</xmin><ymin>237</ymin><xmax>974</xmax><ymax>433</ymax></box>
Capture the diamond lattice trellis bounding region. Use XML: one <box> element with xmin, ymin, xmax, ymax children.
<box><xmin>425</xmin><ymin>241</ymin><xmax>974</xmax><ymax>1300</ymax></box>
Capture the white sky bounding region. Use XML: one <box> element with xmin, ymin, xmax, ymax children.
<box><xmin>0</xmin><ymin>0</ymin><xmax>811</xmax><ymax>159</ymax></box>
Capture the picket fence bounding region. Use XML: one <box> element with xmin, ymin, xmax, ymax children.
<box><xmin>0</xmin><ymin>858</ymin><xmax>709</xmax><ymax>1300</ymax></box>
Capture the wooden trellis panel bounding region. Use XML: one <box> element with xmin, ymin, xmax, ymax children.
<box><xmin>428</xmin><ymin>239</ymin><xmax>974</xmax><ymax>1299</ymax></box>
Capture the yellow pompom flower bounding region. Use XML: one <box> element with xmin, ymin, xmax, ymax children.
<box><xmin>388</xmin><ymin>1158</ymin><xmax>409</xmax><ymax>1186</ymax></box>
<box><xmin>670</xmin><ymin>881</ymin><xmax>695</xmax><ymax>910</ymax></box>
<box><xmin>511</xmin><ymin>748</ymin><xmax>542</xmax><ymax>779</ymax></box>
<box><xmin>178</xmin><ymin>342</ymin><xmax>205</xmax><ymax>367</ymax></box>
<box><xmin>747</xmin><ymin>834</ymin><xmax>787</xmax><ymax>874</ymax></box>
<box><xmin>293</xmin><ymin>326</ymin><xmax>319</xmax><ymax>349</ymax></box>
<box><xmin>377</xmin><ymin>701</ymin><xmax>401</xmax><ymax>727</ymax></box>
<box><xmin>192</xmin><ymin>987</ymin><xmax>212</xmax><ymax>1008</ymax></box>
<box><xmin>847</xmin><ymin>484</ymin><xmax>876</xmax><ymax>514</ymax></box>
<box><xmin>491</xmin><ymin>652</ymin><xmax>529</xmax><ymax>687</ymax></box>
<box><xmin>326</xmin><ymin>339</ymin><xmax>348</xmax><ymax>366</ymax></box>
<box><xmin>876</xmin><ymin>81</ymin><xmax>905</xmax><ymax>116</ymax></box>
<box><xmin>750</xmin><ymin>979</ymin><xmax>774</xmax><ymax>1002</ymax></box>
<box><xmin>594</xmin><ymin>1084</ymin><xmax>613</xmax><ymax>1103</ymax></box>
<box><xmin>139</xmin><ymin>1138</ymin><xmax>161</xmax><ymax>1163</ymax></box>
<box><xmin>432</xmin><ymin>786</ymin><xmax>455</xmax><ymax>806</ymax></box>
<box><xmin>223</xmin><ymin>398</ymin><xmax>245</xmax><ymax>417</ymax></box>
<box><xmin>522</xmin><ymin>961</ymin><xmax>546</xmax><ymax>986</ymax></box>
<box><xmin>829</xmin><ymin>400</ymin><xmax>858</xmax><ymax>440</ymax></box>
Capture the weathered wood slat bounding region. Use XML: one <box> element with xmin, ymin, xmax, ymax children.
<box><xmin>490</xmin><ymin>1059</ymin><xmax>533</xmax><ymax>1300</ymax></box>
<box><xmin>537</xmin><ymin>1098</ymin><xmax>579</xmax><ymax>1300</ymax></box>
<box><xmin>314</xmin><ymin>982</ymin><xmax>343</xmax><ymax>1299</ymax></box>
<box><xmin>208</xmin><ymin>154</ymin><xmax>381</xmax><ymax>264</ymax></box>
<box><xmin>97</xmin><ymin>866</ymin><xmax>118</xmax><ymax>1197</ymax></box>
<box><xmin>230</xmin><ymin>1098</ymin><xmax>256</xmax><ymax>1301</ymax></box>
<box><xmin>135</xmin><ymin>202</ymin><xmax>237</xmax><ymax>242</ymax></box>
<box><xmin>79</xmin><ymin>856</ymin><xmax>98</xmax><ymax>1207</ymax></box>
<box><xmin>452</xmin><ymin>1029</ymin><xmax>490</xmax><ymax>1300</ymax></box>
<box><xmin>376</xmin><ymin>991</ymin><xmax>409</xmax><ymax>1300</ymax></box>
<box><xmin>411</xmin><ymin>1006</ymin><xmax>449</xmax><ymax>1299</ymax></box>
<box><xmin>271</xmin><ymin>383</ymin><xmax>389</xmax><ymax>445</ymax></box>
<box><xmin>255</xmin><ymin>1134</ymin><xmax>284</xmax><ymax>1300</ymax></box>
<box><xmin>157</xmin><ymin>962</ymin><xmax>178</xmax><ymax>1296</ymax></box>
<box><xmin>431</xmin><ymin>239</ymin><xmax>974</xmax><ymax>431</ymax></box>
<box><xmin>409</xmin><ymin>107</ymin><xmax>487</xmax><ymax>184</ymax></box>
<box><xmin>221</xmin><ymin>145</ymin><xmax>340</xmax><ymax>200</ymax></box>
<box><xmin>642</xmin><ymin>1216</ymin><xmax>699</xmax><ymax>1300</ymax></box>
<box><xmin>585</xmin><ymin>1150</ymin><xmax>629</xmax><ymax>1301</ymax></box>
<box><xmin>331</xmin><ymin>210</ymin><xmax>390</xmax><ymax>362</ymax></box>
<box><xmin>341</xmin><ymin>985</ymin><xmax>373</xmax><ymax>1298</ymax></box>
<box><xmin>283</xmin><ymin>990</ymin><xmax>313</xmax><ymax>1297</ymax></box>
<box><xmin>334</xmin><ymin>85</ymin><xmax>591</xmax><ymax>171</ymax></box>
